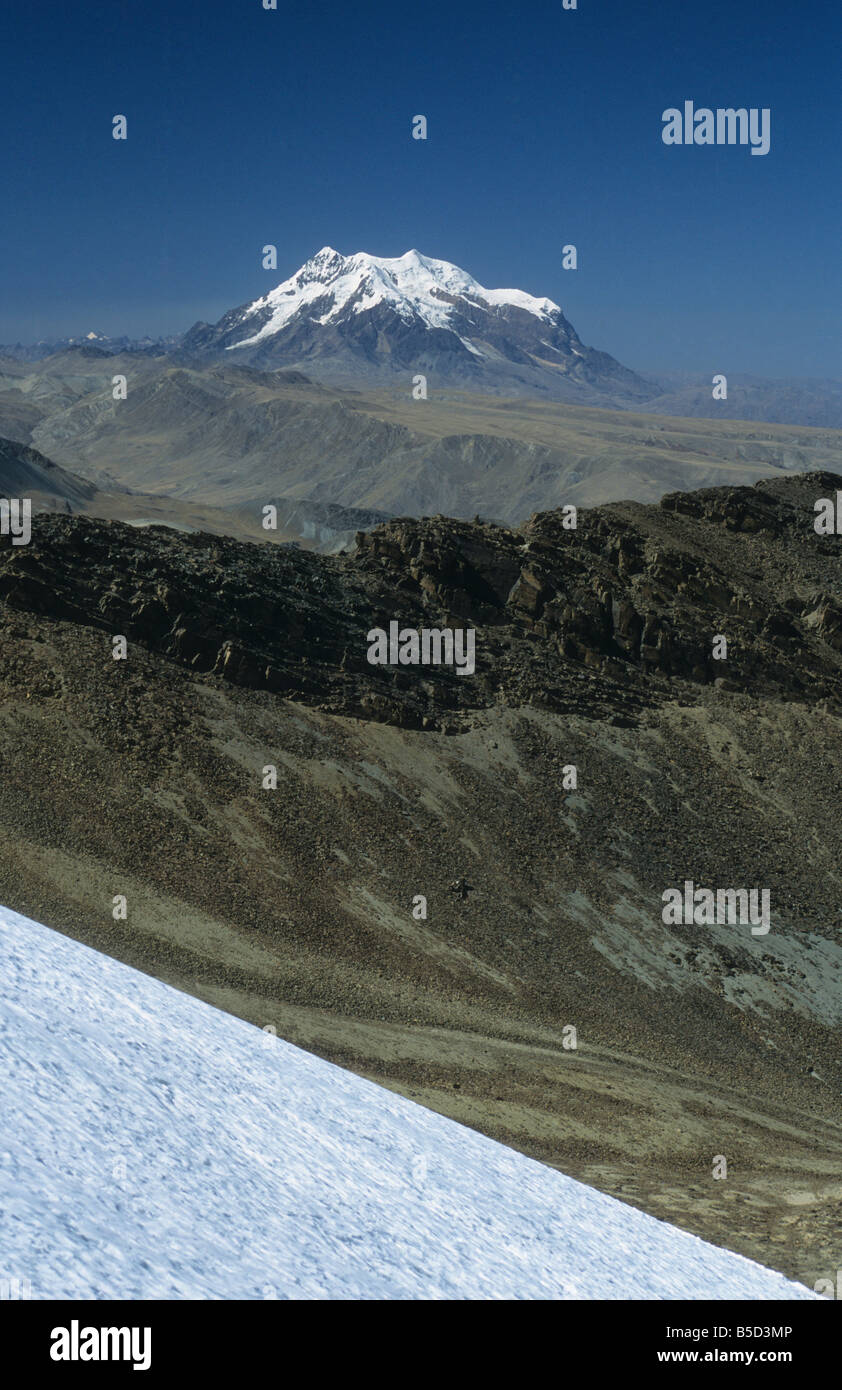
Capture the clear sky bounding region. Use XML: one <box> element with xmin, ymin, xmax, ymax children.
<box><xmin>2</xmin><ymin>0</ymin><xmax>840</xmax><ymax>376</ymax></box>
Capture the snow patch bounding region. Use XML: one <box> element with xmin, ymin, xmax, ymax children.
<box><xmin>0</xmin><ymin>905</ymin><xmax>816</xmax><ymax>1300</ymax></box>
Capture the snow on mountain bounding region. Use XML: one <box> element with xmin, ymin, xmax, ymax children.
<box><xmin>231</xmin><ymin>247</ymin><xmax>561</xmax><ymax>347</ymax></box>
<box><xmin>0</xmin><ymin>905</ymin><xmax>815</xmax><ymax>1300</ymax></box>
<box><xmin>178</xmin><ymin>248</ymin><xmax>652</xmax><ymax>402</ymax></box>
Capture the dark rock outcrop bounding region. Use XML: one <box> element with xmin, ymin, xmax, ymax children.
<box><xmin>2</xmin><ymin>472</ymin><xmax>842</xmax><ymax>730</ymax></box>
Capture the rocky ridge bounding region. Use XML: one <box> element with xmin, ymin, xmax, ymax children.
<box><xmin>2</xmin><ymin>472</ymin><xmax>842</xmax><ymax>729</ymax></box>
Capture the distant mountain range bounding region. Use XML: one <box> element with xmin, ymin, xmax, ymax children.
<box><xmin>176</xmin><ymin>247</ymin><xmax>842</xmax><ymax>425</ymax></box>
<box><xmin>0</xmin><ymin>436</ymin><xmax>96</xmax><ymax>508</ymax></box>
<box><xmin>2</xmin><ymin>247</ymin><xmax>840</xmax><ymax>424</ymax></box>
<box><xmin>0</xmin><ymin>331</ymin><xmax>179</xmax><ymax>362</ymax></box>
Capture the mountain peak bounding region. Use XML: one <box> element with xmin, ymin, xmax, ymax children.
<box><xmin>230</xmin><ymin>247</ymin><xmax>564</xmax><ymax>347</ymax></box>
<box><xmin>179</xmin><ymin>248</ymin><xmax>651</xmax><ymax>403</ymax></box>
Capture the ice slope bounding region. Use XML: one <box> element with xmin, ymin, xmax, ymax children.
<box><xmin>229</xmin><ymin>247</ymin><xmax>560</xmax><ymax>348</ymax></box>
<box><xmin>0</xmin><ymin>905</ymin><xmax>815</xmax><ymax>1300</ymax></box>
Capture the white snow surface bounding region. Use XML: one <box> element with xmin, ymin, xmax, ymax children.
<box><xmin>228</xmin><ymin>247</ymin><xmax>561</xmax><ymax>349</ymax></box>
<box><xmin>0</xmin><ymin>905</ymin><xmax>815</xmax><ymax>1300</ymax></box>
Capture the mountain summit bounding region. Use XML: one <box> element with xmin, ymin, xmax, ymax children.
<box><xmin>180</xmin><ymin>248</ymin><xmax>652</xmax><ymax>401</ymax></box>
<box><xmin>232</xmin><ymin>247</ymin><xmax>564</xmax><ymax>338</ymax></box>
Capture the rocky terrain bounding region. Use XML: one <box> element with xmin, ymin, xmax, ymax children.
<box><xmin>1</xmin><ymin>472</ymin><xmax>841</xmax><ymax>1287</ymax></box>
<box><xmin>4</xmin><ymin>471</ymin><xmax>842</xmax><ymax>726</ymax></box>
<box><xmin>0</xmin><ymin>436</ymin><xmax>97</xmax><ymax>510</ymax></box>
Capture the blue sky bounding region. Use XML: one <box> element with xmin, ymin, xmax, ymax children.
<box><xmin>2</xmin><ymin>0</ymin><xmax>839</xmax><ymax>375</ymax></box>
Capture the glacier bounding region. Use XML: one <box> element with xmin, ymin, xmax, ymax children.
<box><xmin>0</xmin><ymin>904</ymin><xmax>816</xmax><ymax>1300</ymax></box>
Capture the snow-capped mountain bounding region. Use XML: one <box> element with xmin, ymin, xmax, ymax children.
<box><xmin>227</xmin><ymin>247</ymin><xmax>563</xmax><ymax>341</ymax></box>
<box><xmin>180</xmin><ymin>248</ymin><xmax>652</xmax><ymax>401</ymax></box>
<box><xmin>0</xmin><ymin>903</ymin><xmax>816</xmax><ymax>1299</ymax></box>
